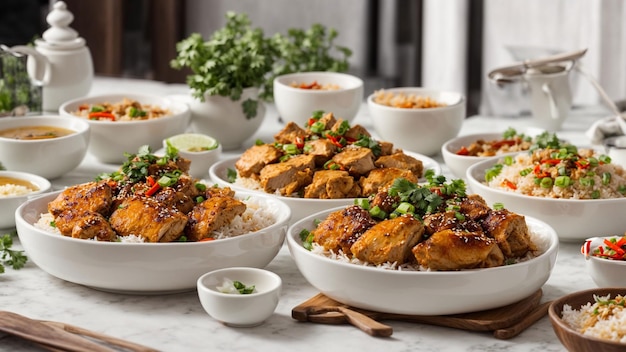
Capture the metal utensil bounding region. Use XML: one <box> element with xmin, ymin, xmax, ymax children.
<box><xmin>488</xmin><ymin>48</ymin><xmax>588</xmax><ymax>85</ymax></box>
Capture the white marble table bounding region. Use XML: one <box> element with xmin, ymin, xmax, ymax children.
<box><xmin>1</xmin><ymin>77</ymin><xmax>614</xmax><ymax>351</ymax></box>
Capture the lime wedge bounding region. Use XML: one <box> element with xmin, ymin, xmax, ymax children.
<box><xmin>166</xmin><ymin>133</ymin><xmax>219</xmax><ymax>152</ymax></box>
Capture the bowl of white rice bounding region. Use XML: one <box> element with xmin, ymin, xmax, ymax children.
<box><xmin>466</xmin><ymin>150</ymin><xmax>626</xmax><ymax>242</ymax></box>
<box><xmin>549</xmin><ymin>287</ymin><xmax>626</xmax><ymax>352</ymax></box>
<box><xmin>287</xmin><ymin>206</ymin><xmax>558</xmax><ymax>315</ymax></box>
<box><xmin>0</xmin><ymin>171</ymin><xmax>51</xmax><ymax>229</ymax></box>
<box><xmin>14</xmin><ymin>190</ymin><xmax>290</xmax><ymax>294</ymax></box>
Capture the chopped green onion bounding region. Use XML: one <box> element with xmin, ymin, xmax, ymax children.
<box><xmin>540</xmin><ymin>177</ymin><xmax>553</xmax><ymax>188</ymax></box>
<box><xmin>396</xmin><ymin>202</ymin><xmax>415</xmax><ymax>214</ymax></box>
<box><xmin>519</xmin><ymin>168</ymin><xmax>532</xmax><ymax>176</ymax></box>
<box><xmin>485</xmin><ymin>164</ymin><xmax>503</xmax><ymax>182</ymax></box>
<box><xmin>599</xmin><ymin>154</ymin><xmax>612</xmax><ymax>164</ymax></box>
<box><xmin>602</xmin><ymin>172</ymin><xmax>611</xmax><ymax>185</ymax></box>
<box><xmin>369</xmin><ymin>205</ymin><xmax>386</xmax><ymax>219</ymax></box>
<box><xmin>492</xmin><ymin>202</ymin><xmax>504</xmax><ymax>210</ymax></box>
<box><xmin>591</xmin><ymin>190</ymin><xmax>600</xmax><ymax>199</ymax></box>
<box><xmin>554</xmin><ymin>176</ymin><xmax>571</xmax><ymax>188</ymax></box>
<box><xmin>90</xmin><ymin>105</ymin><xmax>105</xmax><ymax>112</ymax></box>
<box><xmin>195</xmin><ymin>183</ymin><xmax>207</xmax><ymax>192</ymax></box>
<box><xmin>354</xmin><ymin>198</ymin><xmax>370</xmax><ymax>210</ymax></box>
<box><xmin>310</xmin><ymin>121</ymin><xmax>325</xmax><ymax>134</ymax></box>
<box><xmin>503</xmin><ymin>155</ymin><xmax>514</xmax><ymax>166</ymax></box>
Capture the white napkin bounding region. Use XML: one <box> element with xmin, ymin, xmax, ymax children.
<box><xmin>585</xmin><ymin>115</ymin><xmax>625</xmax><ymax>145</ymax></box>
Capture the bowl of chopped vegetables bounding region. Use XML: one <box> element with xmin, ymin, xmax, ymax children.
<box><xmin>197</xmin><ymin>267</ymin><xmax>282</xmax><ymax>327</ymax></box>
<box><xmin>59</xmin><ymin>93</ymin><xmax>191</xmax><ymax>163</ymax></box>
<box><xmin>466</xmin><ymin>143</ymin><xmax>626</xmax><ymax>242</ymax></box>
<box><xmin>581</xmin><ymin>235</ymin><xmax>626</xmax><ymax>287</ymax></box>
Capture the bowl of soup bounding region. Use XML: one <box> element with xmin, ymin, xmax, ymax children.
<box><xmin>0</xmin><ymin>116</ymin><xmax>90</xmax><ymax>179</ymax></box>
<box><xmin>0</xmin><ymin>170</ymin><xmax>51</xmax><ymax>229</ymax></box>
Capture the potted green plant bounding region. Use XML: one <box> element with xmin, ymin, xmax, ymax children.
<box><xmin>170</xmin><ymin>11</ymin><xmax>352</xmax><ymax>150</ymax></box>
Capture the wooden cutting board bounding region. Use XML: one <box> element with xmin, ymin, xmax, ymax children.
<box><xmin>292</xmin><ymin>289</ymin><xmax>551</xmax><ymax>339</ymax></box>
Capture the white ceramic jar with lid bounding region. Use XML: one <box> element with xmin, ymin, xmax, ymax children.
<box><xmin>10</xmin><ymin>1</ymin><xmax>93</xmax><ymax>111</ymax></box>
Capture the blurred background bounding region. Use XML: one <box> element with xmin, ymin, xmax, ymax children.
<box><xmin>2</xmin><ymin>0</ymin><xmax>626</xmax><ymax>117</ymax></box>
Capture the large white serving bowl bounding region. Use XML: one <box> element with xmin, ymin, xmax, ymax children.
<box><xmin>208</xmin><ymin>152</ymin><xmax>442</xmax><ymax>224</ymax></box>
<box><xmin>466</xmin><ymin>157</ymin><xmax>626</xmax><ymax>242</ymax></box>
<box><xmin>0</xmin><ymin>171</ymin><xmax>51</xmax><ymax>229</ymax></box>
<box><xmin>287</xmin><ymin>207</ymin><xmax>558</xmax><ymax>315</ymax></box>
<box><xmin>59</xmin><ymin>93</ymin><xmax>191</xmax><ymax>164</ymax></box>
<box><xmin>0</xmin><ymin>116</ymin><xmax>90</xmax><ymax>179</ymax></box>
<box><xmin>15</xmin><ymin>190</ymin><xmax>291</xmax><ymax>294</ymax></box>
<box><xmin>367</xmin><ymin>87</ymin><xmax>466</xmax><ymax>156</ymax></box>
<box><xmin>273</xmin><ymin>71</ymin><xmax>364</xmax><ymax>126</ymax></box>
<box><xmin>441</xmin><ymin>132</ymin><xmax>507</xmax><ymax>179</ymax></box>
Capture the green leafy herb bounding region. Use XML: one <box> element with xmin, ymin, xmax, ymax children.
<box><xmin>227</xmin><ymin>168</ymin><xmax>238</xmax><ymax>183</ymax></box>
<box><xmin>1</xmin><ymin>231</ymin><xmax>28</xmax><ymax>273</ymax></box>
<box><xmin>299</xmin><ymin>229</ymin><xmax>314</xmax><ymax>251</ymax></box>
<box><xmin>233</xmin><ymin>280</ymin><xmax>256</xmax><ymax>294</ymax></box>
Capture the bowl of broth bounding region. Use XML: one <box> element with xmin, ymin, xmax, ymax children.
<box><xmin>0</xmin><ymin>116</ymin><xmax>90</xmax><ymax>179</ymax></box>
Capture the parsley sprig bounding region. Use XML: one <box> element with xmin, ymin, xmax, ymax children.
<box><xmin>1</xmin><ymin>231</ymin><xmax>28</xmax><ymax>273</ymax></box>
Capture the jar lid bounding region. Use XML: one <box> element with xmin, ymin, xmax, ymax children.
<box><xmin>37</xmin><ymin>1</ymin><xmax>85</xmax><ymax>50</ymax></box>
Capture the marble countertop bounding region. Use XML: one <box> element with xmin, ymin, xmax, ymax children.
<box><xmin>1</xmin><ymin>77</ymin><xmax>613</xmax><ymax>351</ymax></box>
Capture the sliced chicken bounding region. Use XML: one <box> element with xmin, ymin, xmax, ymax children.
<box><xmin>481</xmin><ymin>209</ymin><xmax>537</xmax><ymax>258</ymax></box>
<box><xmin>331</xmin><ymin>147</ymin><xmax>376</xmax><ymax>176</ymax></box>
<box><xmin>412</xmin><ymin>229</ymin><xmax>505</xmax><ymax>270</ymax></box>
<box><xmin>185</xmin><ymin>195</ymin><xmax>247</xmax><ymax>241</ymax></box>
<box><xmin>303</xmin><ymin>169</ymin><xmax>361</xmax><ymax>199</ymax></box>
<box><xmin>109</xmin><ymin>196</ymin><xmax>188</xmax><ymax>242</ymax></box>
<box><xmin>312</xmin><ymin>205</ymin><xmax>376</xmax><ymax>254</ymax></box>
<box><xmin>304</xmin><ymin>139</ymin><xmax>338</xmax><ymax>166</ymax></box>
<box><xmin>359</xmin><ymin>167</ymin><xmax>418</xmax><ymax>197</ymax></box>
<box><xmin>374</xmin><ymin>152</ymin><xmax>424</xmax><ymax>178</ymax></box>
<box><xmin>351</xmin><ymin>215</ymin><xmax>424</xmax><ymax>265</ymax></box>
<box><xmin>48</xmin><ymin>181</ymin><xmax>113</xmax><ymax>217</ymax></box>
<box><xmin>274</xmin><ymin>121</ymin><xmax>308</xmax><ymax>144</ymax></box>
<box><xmin>235</xmin><ymin>144</ymin><xmax>283</xmax><ymax>178</ymax></box>
<box><xmin>54</xmin><ymin>210</ymin><xmax>117</xmax><ymax>241</ymax></box>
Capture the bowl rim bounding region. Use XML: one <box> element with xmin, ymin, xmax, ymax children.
<box><xmin>16</xmin><ymin>189</ymin><xmax>291</xmax><ymax>247</ymax></box>
<box><xmin>197</xmin><ymin>267</ymin><xmax>282</xmax><ymax>297</ymax></box>
<box><xmin>367</xmin><ymin>86</ymin><xmax>466</xmax><ymax>111</ymax></box>
<box><xmin>0</xmin><ymin>170</ymin><xmax>52</xmax><ymax>199</ymax></box>
<box><xmin>58</xmin><ymin>93</ymin><xmax>191</xmax><ymax>126</ymax></box>
<box><xmin>209</xmin><ymin>154</ymin><xmax>443</xmax><ymax>204</ymax></box>
<box><xmin>466</xmin><ymin>156</ymin><xmax>626</xmax><ymax>204</ymax></box>
<box><xmin>287</xmin><ymin>206</ymin><xmax>559</xmax><ymax>277</ymax></box>
<box><xmin>273</xmin><ymin>71</ymin><xmax>364</xmax><ymax>91</ymax></box>
<box><xmin>548</xmin><ymin>287</ymin><xmax>626</xmax><ymax>348</ymax></box>
<box><xmin>0</xmin><ymin>115</ymin><xmax>90</xmax><ymax>143</ymax></box>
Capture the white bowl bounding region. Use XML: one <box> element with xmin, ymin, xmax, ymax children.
<box><xmin>59</xmin><ymin>93</ymin><xmax>191</xmax><ymax>163</ymax></box>
<box><xmin>466</xmin><ymin>157</ymin><xmax>626</xmax><ymax>242</ymax></box>
<box><xmin>161</xmin><ymin>134</ymin><xmax>222</xmax><ymax>179</ymax></box>
<box><xmin>582</xmin><ymin>236</ymin><xmax>626</xmax><ymax>287</ymax></box>
<box><xmin>208</xmin><ymin>152</ymin><xmax>442</xmax><ymax>224</ymax></box>
<box><xmin>0</xmin><ymin>116</ymin><xmax>90</xmax><ymax>179</ymax></box>
<box><xmin>0</xmin><ymin>171</ymin><xmax>51</xmax><ymax>229</ymax></box>
<box><xmin>273</xmin><ymin>71</ymin><xmax>364</xmax><ymax>126</ymax></box>
<box><xmin>441</xmin><ymin>132</ymin><xmax>508</xmax><ymax>179</ymax></box>
<box><xmin>287</xmin><ymin>207</ymin><xmax>558</xmax><ymax>315</ymax></box>
<box><xmin>15</xmin><ymin>190</ymin><xmax>290</xmax><ymax>294</ymax></box>
<box><xmin>197</xmin><ymin>267</ymin><xmax>282</xmax><ymax>327</ymax></box>
<box><xmin>367</xmin><ymin>87</ymin><xmax>466</xmax><ymax>156</ymax></box>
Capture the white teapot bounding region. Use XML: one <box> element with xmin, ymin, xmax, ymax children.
<box><xmin>9</xmin><ymin>1</ymin><xmax>93</xmax><ymax>111</ymax></box>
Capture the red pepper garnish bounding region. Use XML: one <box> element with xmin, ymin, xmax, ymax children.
<box><xmin>78</xmin><ymin>104</ymin><xmax>89</xmax><ymax>111</ymax></box>
<box><xmin>456</xmin><ymin>146</ymin><xmax>470</xmax><ymax>156</ymax></box>
<box><xmin>490</xmin><ymin>139</ymin><xmax>517</xmax><ymax>149</ymax></box>
<box><xmin>295</xmin><ymin>136</ymin><xmax>305</xmax><ymax>149</ymax></box>
<box><xmin>88</xmin><ymin>112</ymin><xmax>115</xmax><ymax>121</ymax></box>
<box><xmin>325</xmin><ymin>133</ymin><xmax>344</xmax><ymax>148</ymax></box>
<box><xmin>541</xmin><ymin>159</ymin><xmax>562</xmax><ymax>165</ymax></box>
<box><xmin>604</xmin><ymin>239</ymin><xmax>625</xmax><ymax>256</ymax></box>
<box><xmin>503</xmin><ymin>179</ymin><xmax>517</xmax><ymax>190</ymax></box>
<box><xmin>299</xmin><ymin>81</ymin><xmax>319</xmax><ymax>89</ymax></box>
<box><xmin>533</xmin><ymin>164</ymin><xmax>550</xmax><ymax>178</ymax></box>
<box><xmin>199</xmin><ymin>237</ymin><xmax>216</xmax><ymax>242</ymax></box>
<box><xmin>145</xmin><ymin>182</ymin><xmax>161</xmax><ymax>196</ymax></box>
<box><xmin>146</xmin><ymin>175</ymin><xmax>156</xmax><ymax>186</ymax></box>
<box><xmin>575</xmin><ymin>160</ymin><xmax>590</xmax><ymax>169</ymax></box>
<box><xmin>307</xmin><ymin>118</ymin><xmax>317</xmax><ymax>126</ymax></box>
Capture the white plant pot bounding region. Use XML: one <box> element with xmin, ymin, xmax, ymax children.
<box><xmin>189</xmin><ymin>87</ymin><xmax>266</xmax><ymax>150</ymax></box>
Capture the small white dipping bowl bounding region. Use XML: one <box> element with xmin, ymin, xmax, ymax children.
<box><xmin>287</xmin><ymin>207</ymin><xmax>558</xmax><ymax>315</ymax></box>
<box><xmin>15</xmin><ymin>190</ymin><xmax>290</xmax><ymax>294</ymax></box>
<box><xmin>367</xmin><ymin>87</ymin><xmax>466</xmax><ymax>156</ymax></box>
<box><xmin>273</xmin><ymin>71</ymin><xmax>364</xmax><ymax>126</ymax></box>
<box><xmin>0</xmin><ymin>116</ymin><xmax>90</xmax><ymax>179</ymax></box>
<box><xmin>582</xmin><ymin>236</ymin><xmax>626</xmax><ymax>287</ymax></box>
<box><xmin>59</xmin><ymin>93</ymin><xmax>191</xmax><ymax>164</ymax></box>
<box><xmin>162</xmin><ymin>133</ymin><xmax>222</xmax><ymax>179</ymax></box>
<box><xmin>441</xmin><ymin>132</ymin><xmax>507</xmax><ymax>179</ymax></box>
<box><xmin>0</xmin><ymin>171</ymin><xmax>51</xmax><ymax>229</ymax></box>
<box><xmin>209</xmin><ymin>153</ymin><xmax>442</xmax><ymax>224</ymax></box>
<box><xmin>466</xmin><ymin>157</ymin><xmax>626</xmax><ymax>242</ymax></box>
<box><xmin>197</xmin><ymin>267</ymin><xmax>282</xmax><ymax>327</ymax></box>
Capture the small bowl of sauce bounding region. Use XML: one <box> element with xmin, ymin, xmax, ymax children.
<box><xmin>0</xmin><ymin>170</ymin><xmax>51</xmax><ymax>229</ymax></box>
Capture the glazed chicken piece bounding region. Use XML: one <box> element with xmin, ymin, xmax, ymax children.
<box><xmin>422</xmin><ymin>211</ymin><xmax>483</xmax><ymax>236</ymax></box>
<box><xmin>303</xmin><ymin>169</ymin><xmax>361</xmax><ymax>199</ymax></box>
<box><xmin>458</xmin><ymin>194</ymin><xmax>492</xmax><ymax>221</ymax></box>
<box><xmin>235</xmin><ymin>144</ymin><xmax>283</xmax><ymax>178</ymax></box>
<box><xmin>259</xmin><ymin>154</ymin><xmax>315</xmax><ymax>195</ymax></box>
<box><xmin>351</xmin><ymin>215</ymin><xmax>424</xmax><ymax>265</ymax></box>
<box><xmin>153</xmin><ymin>188</ymin><xmax>195</xmax><ymax>215</ymax></box>
<box><xmin>377</xmin><ymin>141</ymin><xmax>394</xmax><ymax>156</ymax></box>
<box><xmin>185</xmin><ymin>195</ymin><xmax>247</xmax><ymax>241</ymax></box>
<box><xmin>109</xmin><ymin>196</ymin><xmax>188</xmax><ymax>242</ymax></box>
<box><xmin>310</xmin><ymin>112</ymin><xmax>337</xmax><ymax>132</ymax></box>
<box><xmin>48</xmin><ymin>181</ymin><xmax>113</xmax><ymax>217</ymax></box>
<box><xmin>206</xmin><ymin>185</ymin><xmax>236</xmax><ymax>199</ymax></box>
<box><xmin>53</xmin><ymin>210</ymin><xmax>117</xmax><ymax>241</ymax></box>
<box><xmin>342</xmin><ymin>123</ymin><xmax>371</xmax><ymax>141</ymax></box>
<box><xmin>412</xmin><ymin>229</ymin><xmax>505</xmax><ymax>270</ymax></box>
<box><xmin>312</xmin><ymin>205</ymin><xmax>377</xmax><ymax>254</ymax></box>
<box><xmin>481</xmin><ymin>209</ymin><xmax>537</xmax><ymax>258</ymax></box>
<box><xmin>173</xmin><ymin>174</ymin><xmax>203</xmax><ymax>200</ymax></box>
<box><xmin>331</xmin><ymin>147</ymin><xmax>376</xmax><ymax>176</ymax></box>
<box><xmin>374</xmin><ymin>152</ymin><xmax>424</xmax><ymax>178</ymax></box>
<box><xmin>368</xmin><ymin>190</ymin><xmax>400</xmax><ymax>215</ymax></box>
<box><xmin>359</xmin><ymin>167</ymin><xmax>418</xmax><ymax>197</ymax></box>
<box><xmin>304</xmin><ymin>139</ymin><xmax>338</xmax><ymax>166</ymax></box>
<box><xmin>148</xmin><ymin>155</ymin><xmax>191</xmax><ymax>175</ymax></box>
<box><xmin>274</xmin><ymin>121</ymin><xmax>308</xmax><ymax>145</ymax></box>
